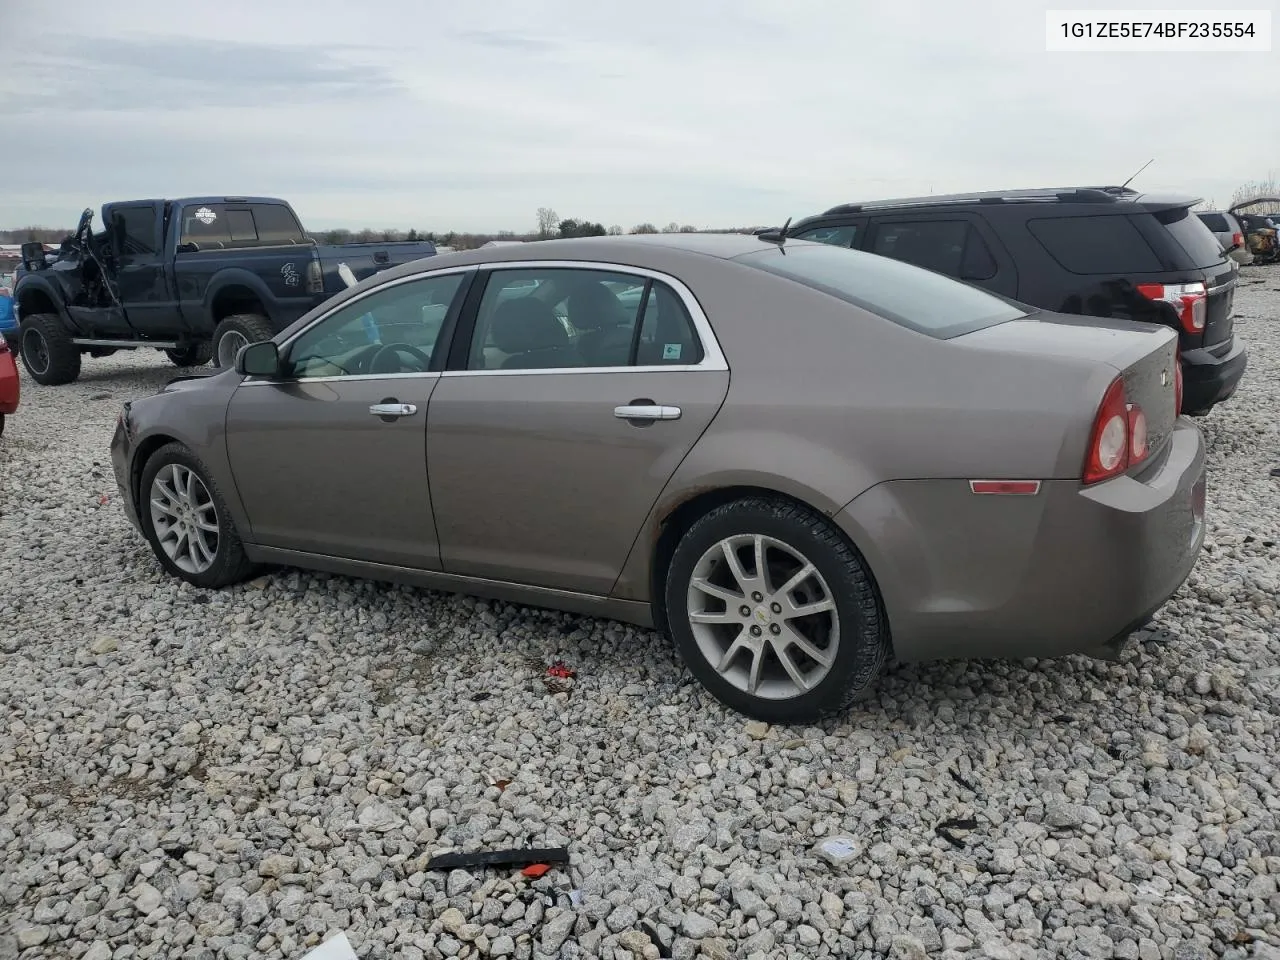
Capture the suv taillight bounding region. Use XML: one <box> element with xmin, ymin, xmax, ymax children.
<box><xmin>306</xmin><ymin>259</ymin><xmax>324</xmax><ymax>294</ymax></box>
<box><xmin>1084</xmin><ymin>377</ymin><xmax>1148</xmax><ymax>485</ymax></box>
<box><xmin>1232</xmin><ymin>231</ymin><xmax>1244</xmax><ymax>248</ymax></box>
<box><xmin>1135</xmin><ymin>281</ymin><xmax>1207</xmax><ymax>334</ymax></box>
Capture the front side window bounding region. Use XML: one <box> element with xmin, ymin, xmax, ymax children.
<box><xmin>466</xmin><ymin>267</ymin><xmax>702</xmax><ymax>371</ymax></box>
<box><xmin>112</xmin><ymin>206</ymin><xmax>159</xmax><ymax>255</ymax></box>
<box><xmin>794</xmin><ymin>224</ymin><xmax>858</xmax><ymax>247</ymax></box>
<box><xmin>286</xmin><ymin>273</ymin><xmax>466</xmax><ymax>379</ymax></box>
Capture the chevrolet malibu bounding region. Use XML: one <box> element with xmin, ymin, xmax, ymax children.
<box><xmin>111</xmin><ymin>233</ymin><xmax>1206</xmax><ymax>722</ymax></box>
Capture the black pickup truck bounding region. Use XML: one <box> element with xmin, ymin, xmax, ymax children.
<box><xmin>12</xmin><ymin>196</ymin><xmax>437</xmax><ymax>384</ymax></box>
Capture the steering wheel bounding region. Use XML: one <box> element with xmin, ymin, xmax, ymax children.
<box><xmin>369</xmin><ymin>342</ymin><xmax>432</xmax><ymax>374</ymax></box>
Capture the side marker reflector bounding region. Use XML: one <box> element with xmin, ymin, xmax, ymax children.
<box><xmin>969</xmin><ymin>480</ymin><xmax>1042</xmax><ymax>495</ymax></box>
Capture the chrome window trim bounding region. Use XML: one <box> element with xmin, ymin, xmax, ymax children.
<box><xmin>241</xmin><ymin>371</ymin><xmax>442</xmax><ymax>387</ymax></box>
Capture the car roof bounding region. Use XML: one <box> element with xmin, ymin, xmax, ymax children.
<box><xmin>398</xmin><ymin>232</ymin><xmax>775</xmax><ymax>272</ymax></box>
<box><xmin>813</xmin><ymin>185</ymin><xmax>1200</xmax><ymax>217</ymax></box>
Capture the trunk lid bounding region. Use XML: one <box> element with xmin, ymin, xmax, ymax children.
<box><xmin>958</xmin><ymin>312</ymin><xmax>1181</xmax><ymax>468</ymax></box>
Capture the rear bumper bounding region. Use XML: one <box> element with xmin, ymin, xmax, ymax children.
<box><xmin>834</xmin><ymin>418</ymin><xmax>1206</xmax><ymax>663</ymax></box>
<box><xmin>1181</xmin><ymin>334</ymin><xmax>1247</xmax><ymax>413</ymax></box>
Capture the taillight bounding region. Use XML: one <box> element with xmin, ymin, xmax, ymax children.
<box><xmin>1084</xmin><ymin>377</ymin><xmax>1130</xmax><ymax>485</ymax></box>
<box><xmin>1127</xmin><ymin>403</ymin><xmax>1148</xmax><ymax>463</ymax></box>
<box><xmin>1135</xmin><ymin>281</ymin><xmax>1207</xmax><ymax>334</ymax></box>
<box><xmin>1232</xmin><ymin>231</ymin><xmax>1244</xmax><ymax>248</ymax></box>
<box><xmin>306</xmin><ymin>259</ymin><xmax>324</xmax><ymax>294</ymax></box>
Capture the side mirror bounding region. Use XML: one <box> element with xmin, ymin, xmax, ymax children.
<box><xmin>176</xmin><ymin>242</ymin><xmax>200</xmax><ymax>254</ymax></box>
<box><xmin>235</xmin><ymin>340</ymin><xmax>281</xmax><ymax>377</ymax></box>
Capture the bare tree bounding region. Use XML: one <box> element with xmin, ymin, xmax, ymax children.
<box><xmin>607</xmin><ymin>225</ymin><xmax>624</xmax><ymax>235</ymax></box>
<box><xmin>1230</xmin><ymin>172</ymin><xmax>1280</xmax><ymax>214</ymax></box>
<box><xmin>631</xmin><ymin>223</ymin><xmax>659</xmax><ymax>234</ymax></box>
<box><xmin>536</xmin><ymin>207</ymin><xmax>560</xmax><ymax>239</ymax></box>
<box><xmin>662</xmin><ymin>221</ymin><xmax>681</xmax><ymax>233</ymax></box>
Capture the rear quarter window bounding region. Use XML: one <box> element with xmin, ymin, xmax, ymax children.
<box><xmin>735</xmin><ymin>243</ymin><xmax>1027</xmax><ymax>339</ymax></box>
<box><xmin>1197</xmin><ymin>212</ymin><xmax>1229</xmax><ymax>232</ymax></box>
<box><xmin>1155</xmin><ymin>206</ymin><xmax>1228</xmax><ymax>268</ymax></box>
<box><xmin>1027</xmin><ymin>215</ymin><xmax>1161</xmax><ymax>274</ymax></box>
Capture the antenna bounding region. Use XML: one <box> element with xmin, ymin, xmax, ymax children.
<box><xmin>1120</xmin><ymin>158</ymin><xmax>1154</xmax><ymax>191</ymax></box>
<box><xmin>756</xmin><ymin>216</ymin><xmax>793</xmax><ymax>250</ymax></box>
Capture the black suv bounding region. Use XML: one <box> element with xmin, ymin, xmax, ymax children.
<box><xmin>785</xmin><ymin>186</ymin><xmax>1246</xmax><ymax>416</ymax></box>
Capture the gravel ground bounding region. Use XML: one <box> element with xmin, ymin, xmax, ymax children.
<box><xmin>2</xmin><ymin>271</ymin><xmax>1279</xmax><ymax>960</ymax></box>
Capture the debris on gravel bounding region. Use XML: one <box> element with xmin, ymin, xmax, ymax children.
<box><xmin>1</xmin><ymin>272</ymin><xmax>1278</xmax><ymax>959</ymax></box>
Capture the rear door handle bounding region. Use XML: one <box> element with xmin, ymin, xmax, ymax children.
<box><xmin>369</xmin><ymin>402</ymin><xmax>417</xmax><ymax>418</ymax></box>
<box><xmin>614</xmin><ymin>404</ymin><xmax>681</xmax><ymax>421</ymax></box>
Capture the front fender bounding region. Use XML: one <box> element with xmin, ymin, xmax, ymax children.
<box><xmin>13</xmin><ymin>275</ymin><xmax>74</xmax><ymax>330</ymax></box>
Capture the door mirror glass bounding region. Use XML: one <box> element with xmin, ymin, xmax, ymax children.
<box><xmin>236</xmin><ymin>340</ymin><xmax>280</xmax><ymax>377</ymax></box>
<box><xmin>176</xmin><ymin>242</ymin><xmax>200</xmax><ymax>254</ymax></box>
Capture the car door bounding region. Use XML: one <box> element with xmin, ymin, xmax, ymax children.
<box><xmin>104</xmin><ymin>201</ymin><xmax>175</xmax><ymax>336</ymax></box>
<box><xmin>864</xmin><ymin>214</ymin><xmax>1019</xmax><ymax>297</ymax></box>
<box><xmin>427</xmin><ymin>263</ymin><xmax>730</xmax><ymax>596</ymax></box>
<box><xmin>223</xmin><ymin>268</ymin><xmax>474</xmax><ymax>569</ymax></box>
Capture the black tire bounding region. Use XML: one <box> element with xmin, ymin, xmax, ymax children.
<box><xmin>138</xmin><ymin>441</ymin><xmax>258</xmax><ymax>588</ymax></box>
<box><xmin>0</xmin><ymin>412</ymin><xmax>5</xmax><ymax>437</ymax></box>
<box><xmin>19</xmin><ymin>313</ymin><xmax>81</xmax><ymax>385</ymax></box>
<box><xmin>663</xmin><ymin>496</ymin><xmax>889</xmax><ymax>724</ymax></box>
<box><xmin>212</xmin><ymin>313</ymin><xmax>275</xmax><ymax>369</ymax></box>
<box><xmin>165</xmin><ymin>341</ymin><xmax>214</xmax><ymax>367</ymax></box>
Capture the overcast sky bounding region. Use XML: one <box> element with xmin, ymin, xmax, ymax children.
<box><xmin>2</xmin><ymin>0</ymin><xmax>1275</xmax><ymax>232</ymax></box>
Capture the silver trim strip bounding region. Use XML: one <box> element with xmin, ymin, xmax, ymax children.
<box><xmin>241</xmin><ymin>371</ymin><xmax>441</xmax><ymax>387</ymax></box>
<box><xmin>71</xmin><ymin>338</ymin><xmax>180</xmax><ymax>349</ymax></box>
<box><xmin>245</xmin><ymin>259</ymin><xmax>728</xmax><ymax>385</ymax></box>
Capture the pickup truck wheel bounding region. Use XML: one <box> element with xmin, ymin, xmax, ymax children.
<box><xmin>213</xmin><ymin>314</ymin><xmax>275</xmax><ymax>369</ymax></box>
<box><xmin>20</xmin><ymin>313</ymin><xmax>81</xmax><ymax>386</ymax></box>
<box><xmin>165</xmin><ymin>342</ymin><xmax>214</xmax><ymax>367</ymax></box>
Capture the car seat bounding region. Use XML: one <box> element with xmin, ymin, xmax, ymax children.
<box><xmin>489</xmin><ymin>298</ymin><xmax>579</xmax><ymax>370</ymax></box>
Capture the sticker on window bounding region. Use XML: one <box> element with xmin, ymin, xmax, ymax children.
<box><xmin>662</xmin><ymin>343</ymin><xmax>682</xmax><ymax>361</ymax></box>
<box><xmin>194</xmin><ymin>207</ymin><xmax>217</xmax><ymax>224</ymax></box>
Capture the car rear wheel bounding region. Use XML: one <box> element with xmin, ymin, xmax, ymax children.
<box><xmin>20</xmin><ymin>313</ymin><xmax>81</xmax><ymax>385</ymax></box>
<box><xmin>165</xmin><ymin>341</ymin><xmax>214</xmax><ymax>367</ymax></box>
<box><xmin>213</xmin><ymin>314</ymin><xmax>275</xmax><ymax>369</ymax></box>
<box><xmin>664</xmin><ymin>496</ymin><xmax>889</xmax><ymax>723</ymax></box>
<box><xmin>138</xmin><ymin>442</ymin><xmax>257</xmax><ymax>588</ymax></box>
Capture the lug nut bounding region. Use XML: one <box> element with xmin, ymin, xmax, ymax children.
<box><xmin>769</xmin><ymin>624</ymin><xmax>781</xmax><ymax>635</ymax></box>
<box><xmin>739</xmin><ymin>605</ymin><xmax>751</xmax><ymax>617</ymax></box>
<box><xmin>771</xmin><ymin>602</ymin><xmax>782</xmax><ymax>614</ymax></box>
<box><xmin>750</xmin><ymin>625</ymin><xmax>762</xmax><ymax>637</ymax></box>
<box><xmin>752</xmin><ymin>591</ymin><xmax>764</xmax><ymax>602</ymax></box>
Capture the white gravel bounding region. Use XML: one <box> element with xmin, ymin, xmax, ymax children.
<box><xmin>2</xmin><ymin>270</ymin><xmax>1279</xmax><ymax>960</ymax></box>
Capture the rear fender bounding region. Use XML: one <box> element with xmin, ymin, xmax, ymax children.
<box><xmin>203</xmin><ymin>268</ymin><xmax>277</xmax><ymax>327</ymax></box>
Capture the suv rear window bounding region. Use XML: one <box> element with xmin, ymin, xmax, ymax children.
<box><xmin>735</xmin><ymin>244</ymin><xmax>1027</xmax><ymax>339</ymax></box>
<box><xmin>1197</xmin><ymin>212</ymin><xmax>1229</xmax><ymax>232</ymax></box>
<box><xmin>1027</xmin><ymin>215</ymin><xmax>1161</xmax><ymax>274</ymax></box>
<box><xmin>1156</xmin><ymin>206</ymin><xmax>1228</xmax><ymax>268</ymax></box>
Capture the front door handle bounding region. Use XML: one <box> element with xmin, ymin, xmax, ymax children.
<box><xmin>614</xmin><ymin>404</ymin><xmax>682</xmax><ymax>421</ymax></box>
<box><xmin>369</xmin><ymin>402</ymin><xmax>417</xmax><ymax>419</ymax></box>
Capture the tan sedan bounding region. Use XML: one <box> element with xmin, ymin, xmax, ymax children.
<box><xmin>111</xmin><ymin>233</ymin><xmax>1205</xmax><ymax>722</ymax></box>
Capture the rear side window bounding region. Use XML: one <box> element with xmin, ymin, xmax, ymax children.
<box><xmin>252</xmin><ymin>204</ymin><xmax>306</xmax><ymax>244</ymax></box>
<box><xmin>870</xmin><ymin>220</ymin><xmax>997</xmax><ymax>280</ymax></box>
<box><xmin>1027</xmin><ymin>215</ymin><xmax>1161</xmax><ymax>274</ymax></box>
<box><xmin>1197</xmin><ymin>212</ymin><xmax>1229</xmax><ymax>232</ymax></box>
<box><xmin>1155</xmin><ymin>206</ymin><xmax>1228</xmax><ymax>268</ymax></box>
<box><xmin>735</xmin><ymin>243</ymin><xmax>1027</xmax><ymax>339</ymax></box>
<box><xmin>180</xmin><ymin>204</ymin><xmax>232</xmax><ymax>248</ymax></box>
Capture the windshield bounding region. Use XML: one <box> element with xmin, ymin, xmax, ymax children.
<box><xmin>1156</xmin><ymin>206</ymin><xmax>1227</xmax><ymax>268</ymax></box>
<box><xmin>734</xmin><ymin>242</ymin><xmax>1028</xmax><ymax>339</ymax></box>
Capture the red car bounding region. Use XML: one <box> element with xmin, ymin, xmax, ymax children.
<box><xmin>0</xmin><ymin>335</ymin><xmax>19</xmax><ymax>436</ymax></box>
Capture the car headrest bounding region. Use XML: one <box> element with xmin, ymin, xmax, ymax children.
<box><xmin>490</xmin><ymin>297</ymin><xmax>569</xmax><ymax>353</ymax></box>
<box><xmin>566</xmin><ymin>283</ymin><xmax>630</xmax><ymax>332</ymax></box>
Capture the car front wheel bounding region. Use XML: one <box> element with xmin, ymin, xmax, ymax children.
<box><xmin>664</xmin><ymin>496</ymin><xmax>889</xmax><ymax>724</ymax></box>
<box><xmin>138</xmin><ymin>442</ymin><xmax>257</xmax><ymax>588</ymax></box>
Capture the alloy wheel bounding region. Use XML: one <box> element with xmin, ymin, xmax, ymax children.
<box><xmin>686</xmin><ymin>533</ymin><xmax>840</xmax><ymax>700</ymax></box>
<box><xmin>149</xmin><ymin>463</ymin><xmax>220</xmax><ymax>574</ymax></box>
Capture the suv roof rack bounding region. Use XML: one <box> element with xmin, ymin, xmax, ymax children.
<box><xmin>822</xmin><ymin>185</ymin><xmax>1142</xmax><ymax>216</ymax></box>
